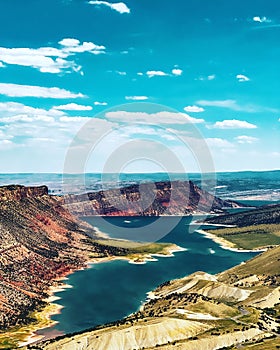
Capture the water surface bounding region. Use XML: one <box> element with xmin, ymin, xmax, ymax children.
<box><xmin>38</xmin><ymin>216</ymin><xmax>259</xmax><ymax>336</ymax></box>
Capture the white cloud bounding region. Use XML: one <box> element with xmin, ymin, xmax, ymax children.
<box><xmin>58</xmin><ymin>38</ymin><xmax>81</xmax><ymax>47</ymax></box>
<box><xmin>235</xmin><ymin>135</ymin><xmax>259</xmax><ymax>144</ymax></box>
<box><xmin>212</xmin><ymin>119</ymin><xmax>257</xmax><ymax>129</ymax></box>
<box><xmin>0</xmin><ymin>102</ymin><xmax>64</xmax><ymax>117</ymax></box>
<box><xmin>198</xmin><ymin>99</ymin><xmax>239</xmax><ymax>109</ymax></box>
<box><xmin>207</xmin><ymin>74</ymin><xmax>216</xmax><ymax>80</ymax></box>
<box><xmin>88</xmin><ymin>1</ymin><xmax>130</xmax><ymax>14</ymax></box>
<box><xmin>0</xmin><ymin>139</ymin><xmax>14</xmax><ymax>149</ymax></box>
<box><xmin>116</xmin><ymin>71</ymin><xmax>127</xmax><ymax>75</ymax></box>
<box><xmin>197</xmin><ymin>74</ymin><xmax>216</xmax><ymax>81</ymax></box>
<box><xmin>0</xmin><ymin>38</ymin><xmax>105</xmax><ymax>74</ymax></box>
<box><xmin>105</xmin><ymin>111</ymin><xmax>205</xmax><ymax>124</ymax></box>
<box><xmin>252</xmin><ymin>16</ymin><xmax>271</xmax><ymax>23</ymax></box>
<box><xmin>236</xmin><ymin>74</ymin><xmax>250</xmax><ymax>82</ymax></box>
<box><xmin>0</xmin><ymin>83</ymin><xmax>85</xmax><ymax>98</ymax></box>
<box><xmin>172</xmin><ymin>68</ymin><xmax>183</xmax><ymax>76</ymax></box>
<box><xmin>146</xmin><ymin>70</ymin><xmax>169</xmax><ymax>78</ymax></box>
<box><xmin>206</xmin><ymin>138</ymin><xmax>234</xmax><ymax>148</ymax></box>
<box><xmin>196</xmin><ymin>99</ymin><xmax>277</xmax><ymax>113</ymax></box>
<box><xmin>59</xmin><ymin>116</ymin><xmax>91</xmax><ymax>123</ymax></box>
<box><xmin>53</xmin><ymin>103</ymin><xmax>93</xmax><ymax>111</ymax></box>
<box><xmin>94</xmin><ymin>101</ymin><xmax>108</xmax><ymax>106</ymax></box>
<box><xmin>125</xmin><ymin>96</ymin><xmax>148</xmax><ymax>101</ymax></box>
<box><xmin>137</xmin><ymin>72</ymin><xmax>144</xmax><ymax>76</ymax></box>
<box><xmin>0</xmin><ymin>114</ymin><xmax>55</xmax><ymax>124</ymax></box>
<box><xmin>184</xmin><ymin>105</ymin><xmax>205</xmax><ymax>113</ymax></box>
<box><xmin>59</xmin><ymin>39</ymin><xmax>105</xmax><ymax>54</ymax></box>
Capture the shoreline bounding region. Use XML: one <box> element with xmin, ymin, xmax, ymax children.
<box><xmin>196</xmin><ymin>229</ymin><xmax>267</xmax><ymax>253</ymax></box>
<box><xmin>17</xmin><ymin>226</ymin><xmax>267</xmax><ymax>347</ymax></box>
<box><xmin>18</xmin><ymin>264</ymin><xmax>90</xmax><ymax>347</ymax></box>
<box><xmin>88</xmin><ymin>244</ymin><xmax>186</xmax><ymax>266</ymax></box>
<box><xmin>19</xmin><ymin>243</ymin><xmax>186</xmax><ymax>347</ymax></box>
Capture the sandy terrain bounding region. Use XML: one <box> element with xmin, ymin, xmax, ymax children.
<box><xmin>251</xmin><ymin>287</ymin><xmax>280</xmax><ymax>308</ymax></box>
<box><xmin>42</xmin><ymin>317</ymin><xmax>211</xmax><ymax>350</ymax></box>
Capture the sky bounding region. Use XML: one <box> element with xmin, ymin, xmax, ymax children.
<box><xmin>0</xmin><ymin>0</ymin><xmax>279</xmax><ymax>173</ymax></box>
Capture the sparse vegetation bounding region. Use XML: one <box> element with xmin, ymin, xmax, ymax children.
<box><xmin>206</xmin><ymin>224</ymin><xmax>280</xmax><ymax>250</ymax></box>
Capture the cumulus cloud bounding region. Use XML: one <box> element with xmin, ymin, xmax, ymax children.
<box><xmin>212</xmin><ymin>119</ymin><xmax>257</xmax><ymax>129</ymax></box>
<box><xmin>88</xmin><ymin>1</ymin><xmax>130</xmax><ymax>14</ymax></box>
<box><xmin>105</xmin><ymin>111</ymin><xmax>205</xmax><ymax>124</ymax></box>
<box><xmin>0</xmin><ymin>102</ymin><xmax>64</xmax><ymax>117</ymax></box>
<box><xmin>146</xmin><ymin>70</ymin><xmax>169</xmax><ymax>78</ymax></box>
<box><xmin>236</xmin><ymin>74</ymin><xmax>250</xmax><ymax>82</ymax></box>
<box><xmin>125</xmin><ymin>96</ymin><xmax>148</xmax><ymax>101</ymax></box>
<box><xmin>0</xmin><ymin>103</ymin><xmax>96</xmax><ymax>152</ymax></box>
<box><xmin>0</xmin><ymin>114</ymin><xmax>55</xmax><ymax>124</ymax></box>
<box><xmin>58</xmin><ymin>38</ymin><xmax>81</xmax><ymax>47</ymax></box>
<box><xmin>94</xmin><ymin>101</ymin><xmax>108</xmax><ymax>106</ymax></box>
<box><xmin>0</xmin><ymin>38</ymin><xmax>105</xmax><ymax>74</ymax></box>
<box><xmin>252</xmin><ymin>16</ymin><xmax>271</xmax><ymax>23</ymax></box>
<box><xmin>53</xmin><ymin>103</ymin><xmax>93</xmax><ymax>111</ymax></box>
<box><xmin>145</xmin><ymin>69</ymin><xmax>183</xmax><ymax>78</ymax></box>
<box><xmin>184</xmin><ymin>105</ymin><xmax>205</xmax><ymax>113</ymax></box>
<box><xmin>172</xmin><ymin>68</ymin><xmax>183</xmax><ymax>76</ymax></box>
<box><xmin>0</xmin><ymin>83</ymin><xmax>85</xmax><ymax>98</ymax></box>
<box><xmin>235</xmin><ymin>135</ymin><xmax>259</xmax><ymax>144</ymax></box>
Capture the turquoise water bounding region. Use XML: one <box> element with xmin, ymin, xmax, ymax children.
<box><xmin>38</xmin><ymin>216</ymin><xmax>259</xmax><ymax>336</ymax></box>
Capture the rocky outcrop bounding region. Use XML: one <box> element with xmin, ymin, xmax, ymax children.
<box><xmin>0</xmin><ymin>185</ymin><xmax>129</xmax><ymax>330</ymax></box>
<box><xmin>0</xmin><ymin>185</ymin><xmax>48</xmax><ymax>201</ymax></box>
<box><xmin>64</xmin><ymin>181</ymin><xmax>245</xmax><ymax>217</ymax></box>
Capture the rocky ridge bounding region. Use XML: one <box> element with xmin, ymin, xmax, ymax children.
<box><xmin>0</xmin><ymin>185</ymin><xmax>129</xmax><ymax>331</ymax></box>
<box><xmin>64</xmin><ymin>180</ymin><xmax>245</xmax><ymax>217</ymax></box>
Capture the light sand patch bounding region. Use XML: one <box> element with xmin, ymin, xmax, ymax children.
<box><xmin>42</xmin><ymin>317</ymin><xmax>211</xmax><ymax>350</ymax></box>
<box><xmin>156</xmin><ymin>328</ymin><xmax>268</xmax><ymax>349</ymax></box>
<box><xmin>176</xmin><ymin>309</ymin><xmax>220</xmax><ymax>320</ymax></box>
<box><xmin>251</xmin><ymin>287</ymin><xmax>280</xmax><ymax>308</ymax></box>
<box><xmin>197</xmin><ymin>283</ymin><xmax>253</xmax><ymax>302</ymax></box>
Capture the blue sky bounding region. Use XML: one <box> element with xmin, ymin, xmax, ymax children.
<box><xmin>0</xmin><ymin>0</ymin><xmax>279</xmax><ymax>173</ymax></box>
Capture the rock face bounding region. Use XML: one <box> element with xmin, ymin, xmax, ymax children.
<box><xmin>64</xmin><ymin>180</ymin><xmax>244</xmax><ymax>217</ymax></box>
<box><xmin>0</xmin><ymin>185</ymin><xmax>128</xmax><ymax>330</ymax></box>
<box><xmin>0</xmin><ymin>185</ymin><xmax>48</xmax><ymax>201</ymax></box>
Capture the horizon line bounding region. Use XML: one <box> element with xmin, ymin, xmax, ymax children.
<box><xmin>0</xmin><ymin>169</ymin><xmax>279</xmax><ymax>175</ymax></box>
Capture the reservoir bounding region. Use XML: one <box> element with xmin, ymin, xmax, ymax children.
<box><xmin>39</xmin><ymin>216</ymin><xmax>258</xmax><ymax>336</ymax></box>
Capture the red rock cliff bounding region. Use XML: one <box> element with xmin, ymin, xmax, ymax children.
<box><xmin>0</xmin><ymin>185</ymin><xmax>48</xmax><ymax>201</ymax></box>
